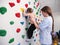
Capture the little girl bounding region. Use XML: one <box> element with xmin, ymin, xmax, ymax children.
<box><xmin>32</xmin><ymin>6</ymin><xmax>54</xmax><ymax>45</ymax></box>
<box><xmin>23</xmin><ymin>8</ymin><xmax>40</xmax><ymax>39</ymax></box>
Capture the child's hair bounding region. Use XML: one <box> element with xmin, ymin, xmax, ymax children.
<box><xmin>41</xmin><ymin>6</ymin><xmax>54</xmax><ymax>32</ymax></box>
<box><xmin>26</xmin><ymin>8</ymin><xmax>33</xmax><ymax>13</ymax></box>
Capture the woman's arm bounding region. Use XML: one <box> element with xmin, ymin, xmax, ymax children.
<box><xmin>34</xmin><ymin>14</ymin><xmax>42</xmax><ymax>24</ymax></box>
<box><xmin>32</xmin><ymin>18</ymin><xmax>40</xmax><ymax>29</ymax></box>
<box><xmin>34</xmin><ymin>21</ymin><xmax>40</xmax><ymax>29</ymax></box>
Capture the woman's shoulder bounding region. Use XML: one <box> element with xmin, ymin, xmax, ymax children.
<box><xmin>43</xmin><ymin>16</ymin><xmax>52</xmax><ymax>23</ymax></box>
<box><xmin>47</xmin><ymin>16</ymin><xmax>52</xmax><ymax>23</ymax></box>
<box><xmin>48</xmin><ymin>16</ymin><xmax>52</xmax><ymax>21</ymax></box>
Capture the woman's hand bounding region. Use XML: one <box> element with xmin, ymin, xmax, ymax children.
<box><xmin>31</xmin><ymin>18</ymin><xmax>40</xmax><ymax>29</ymax></box>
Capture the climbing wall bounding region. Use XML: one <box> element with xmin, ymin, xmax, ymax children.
<box><xmin>0</xmin><ymin>0</ymin><xmax>41</xmax><ymax>45</ymax></box>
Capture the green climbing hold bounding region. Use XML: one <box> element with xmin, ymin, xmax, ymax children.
<box><xmin>29</xmin><ymin>43</ymin><xmax>31</xmax><ymax>45</ymax></box>
<box><xmin>36</xmin><ymin>12</ymin><xmax>38</xmax><ymax>15</ymax></box>
<box><xmin>28</xmin><ymin>22</ymin><xmax>30</xmax><ymax>25</ymax></box>
<box><xmin>33</xmin><ymin>6</ymin><xmax>36</xmax><ymax>9</ymax></box>
<box><xmin>39</xmin><ymin>7</ymin><xmax>40</xmax><ymax>10</ymax></box>
<box><xmin>0</xmin><ymin>7</ymin><xmax>7</xmax><ymax>15</ymax></box>
<box><xmin>34</xmin><ymin>31</ymin><xmax>36</xmax><ymax>33</ymax></box>
<box><xmin>32</xmin><ymin>36</ymin><xmax>34</xmax><ymax>38</ymax></box>
<box><xmin>38</xmin><ymin>7</ymin><xmax>40</xmax><ymax>12</ymax></box>
<box><xmin>22</xmin><ymin>35</ymin><xmax>25</xmax><ymax>39</ymax></box>
<box><xmin>38</xmin><ymin>9</ymin><xmax>39</xmax><ymax>12</ymax></box>
<box><xmin>25</xmin><ymin>28</ymin><xmax>28</xmax><ymax>31</ymax></box>
<box><xmin>10</xmin><ymin>21</ymin><xmax>14</xmax><ymax>25</ymax></box>
<box><xmin>35</xmin><ymin>0</ymin><xmax>38</xmax><ymax>2</ymax></box>
<box><xmin>0</xmin><ymin>29</ymin><xmax>7</xmax><ymax>36</ymax></box>
<box><xmin>9</xmin><ymin>38</ymin><xmax>14</xmax><ymax>43</ymax></box>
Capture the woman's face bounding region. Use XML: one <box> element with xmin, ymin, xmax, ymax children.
<box><xmin>41</xmin><ymin>11</ymin><xmax>48</xmax><ymax>17</ymax></box>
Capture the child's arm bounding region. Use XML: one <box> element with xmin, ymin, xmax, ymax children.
<box><xmin>22</xmin><ymin>12</ymin><xmax>30</xmax><ymax>16</ymax></box>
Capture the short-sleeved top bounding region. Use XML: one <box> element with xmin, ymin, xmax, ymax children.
<box><xmin>39</xmin><ymin>16</ymin><xmax>52</xmax><ymax>44</ymax></box>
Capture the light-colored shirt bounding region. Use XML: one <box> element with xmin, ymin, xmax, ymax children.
<box><xmin>39</xmin><ymin>16</ymin><xmax>52</xmax><ymax>44</ymax></box>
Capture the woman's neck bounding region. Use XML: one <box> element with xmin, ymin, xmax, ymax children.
<box><xmin>44</xmin><ymin>14</ymin><xmax>49</xmax><ymax>17</ymax></box>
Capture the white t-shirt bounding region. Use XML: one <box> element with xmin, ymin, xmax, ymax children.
<box><xmin>39</xmin><ymin>16</ymin><xmax>52</xmax><ymax>44</ymax></box>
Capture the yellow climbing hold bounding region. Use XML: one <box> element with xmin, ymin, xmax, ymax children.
<box><xmin>20</xmin><ymin>8</ymin><xmax>24</xmax><ymax>12</ymax></box>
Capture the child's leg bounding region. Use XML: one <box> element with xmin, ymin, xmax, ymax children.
<box><xmin>27</xmin><ymin>24</ymin><xmax>36</xmax><ymax>39</ymax></box>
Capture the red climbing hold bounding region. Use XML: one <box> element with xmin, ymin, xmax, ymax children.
<box><xmin>9</xmin><ymin>2</ymin><xmax>15</xmax><ymax>7</ymax></box>
<box><xmin>15</xmin><ymin>13</ymin><xmax>20</xmax><ymax>18</ymax></box>
<box><xmin>17</xmin><ymin>0</ymin><xmax>20</xmax><ymax>3</ymax></box>
<box><xmin>16</xmin><ymin>28</ymin><xmax>21</xmax><ymax>33</ymax></box>
<box><xmin>25</xmin><ymin>4</ymin><xmax>28</xmax><ymax>8</ymax></box>
<box><xmin>36</xmin><ymin>34</ymin><xmax>38</xmax><ymax>37</ymax></box>
<box><xmin>36</xmin><ymin>2</ymin><xmax>39</xmax><ymax>8</ymax></box>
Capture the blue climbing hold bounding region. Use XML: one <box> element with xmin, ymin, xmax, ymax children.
<box><xmin>20</xmin><ymin>22</ymin><xmax>24</xmax><ymax>25</ymax></box>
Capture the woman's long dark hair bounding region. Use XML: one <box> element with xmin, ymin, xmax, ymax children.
<box><xmin>41</xmin><ymin>6</ymin><xmax>54</xmax><ymax>32</ymax></box>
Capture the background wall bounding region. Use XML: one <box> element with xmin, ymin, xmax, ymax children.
<box><xmin>0</xmin><ymin>0</ymin><xmax>41</xmax><ymax>45</ymax></box>
<box><xmin>0</xmin><ymin>0</ymin><xmax>60</xmax><ymax>45</ymax></box>
<box><xmin>40</xmin><ymin>0</ymin><xmax>60</xmax><ymax>12</ymax></box>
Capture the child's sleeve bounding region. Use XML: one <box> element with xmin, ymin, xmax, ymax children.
<box><xmin>39</xmin><ymin>19</ymin><xmax>50</xmax><ymax>31</ymax></box>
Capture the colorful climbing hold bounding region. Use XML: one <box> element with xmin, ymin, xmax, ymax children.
<box><xmin>36</xmin><ymin>12</ymin><xmax>38</xmax><ymax>15</ymax></box>
<box><xmin>35</xmin><ymin>0</ymin><xmax>38</xmax><ymax>2</ymax></box>
<box><xmin>18</xmin><ymin>43</ymin><xmax>20</xmax><ymax>45</ymax></box>
<box><xmin>0</xmin><ymin>29</ymin><xmax>7</xmax><ymax>37</ymax></box>
<box><xmin>29</xmin><ymin>43</ymin><xmax>31</xmax><ymax>45</ymax></box>
<box><xmin>28</xmin><ymin>22</ymin><xmax>30</xmax><ymax>25</ymax></box>
<box><xmin>25</xmin><ymin>28</ymin><xmax>28</xmax><ymax>31</ymax></box>
<box><xmin>25</xmin><ymin>4</ymin><xmax>28</xmax><ymax>8</ymax></box>
<box><xmin>9</xmin><ymin>38</ymin><xmax>14</xmax><ymax>43</ymax></box>
<box><xmin>36</xmin><ymin>2</ymin><xmax>39</xmax><ymax>8</ymax></box>
<box><xmin>33</xmin><ymin>6</ymin><xmax>36</xmax><ymax>9</ymax></box>
<box><xmin>34</xmin><ymin>39</ymin><xmax>36</xmax><ymax>42</ymax></box>
<box><xmin>20</xmin><ymin>8</ymin><xmax>24</xmax><ymax>12</ymax></box>
<box><xmin>22</xmin><ymin>35</ymin><xmax>25</xmax><ymax>39</ymax></box>
<box><xmin>38</xmin><ymin>9</ymin><xmax>39</xmax><ymax>12</ymax></box>
<box><xmin>10</xmin><ymin>21</ymin><xmax>14</xmax><ymax>25</ymax></box>
<box><xmin>36</xmin><ymin>34</ymin><xmax>38</xmax><ymax>37</ymax></box>
<box><xmin>34</xmin><ymin>31</ymin><xmax>36</xmax><ymax>33</ymax></box>
<box><xmin>0</xmin><ymin>7</ymin><xmax>7</xmax><ymax>15</ymax></box>
<box><xmin>32</xmin><ymin>36</ymin><xmax>34</xmax><ymax>38</ymax></box>
<box><xmin>15</xmin><ymin>12</ymin><xmax>20</xmax><ymax>18</ymax></box>
<box><xmin>17</xmin><ymin>0</ymin><xmax>20</xmax><ymax>3</ymax></box>
<box><xmin>39</xmin><ymin>13</ymin><xmax>41</xmax><ymax>16</ymax></box>
<box><xmin>9</xmin><ymin>2</ymin><xmax>15</xmax><ymax>7</ymax></box>
<box><xmin>34</xmin><ymin>2</ymin><xmax>36</xmax><ymax>5</ymax></box>
<box><xmin>28</xmin><ymin>2</ymin><xmax>31</xmax><ymax>5</ymax></box>
<box><xmin>16</xmin><ymin>28</ymin><xmax>21</xmax><ymax>33</ymax></box>
<box><xmin>25</xmin><ymin>16</ymin><xmax>28</xmax><ymax>19</ymax></box>
<box><xmin>20</xmin><ymin>22</ymin><xmax>24</xmax><ymax>25</ymax></box>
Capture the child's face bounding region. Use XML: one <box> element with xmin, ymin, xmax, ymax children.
<box><xmin>41</xmin><ymin>11</ymin><xmax>48</xmax><ymax>17</ymax></box>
